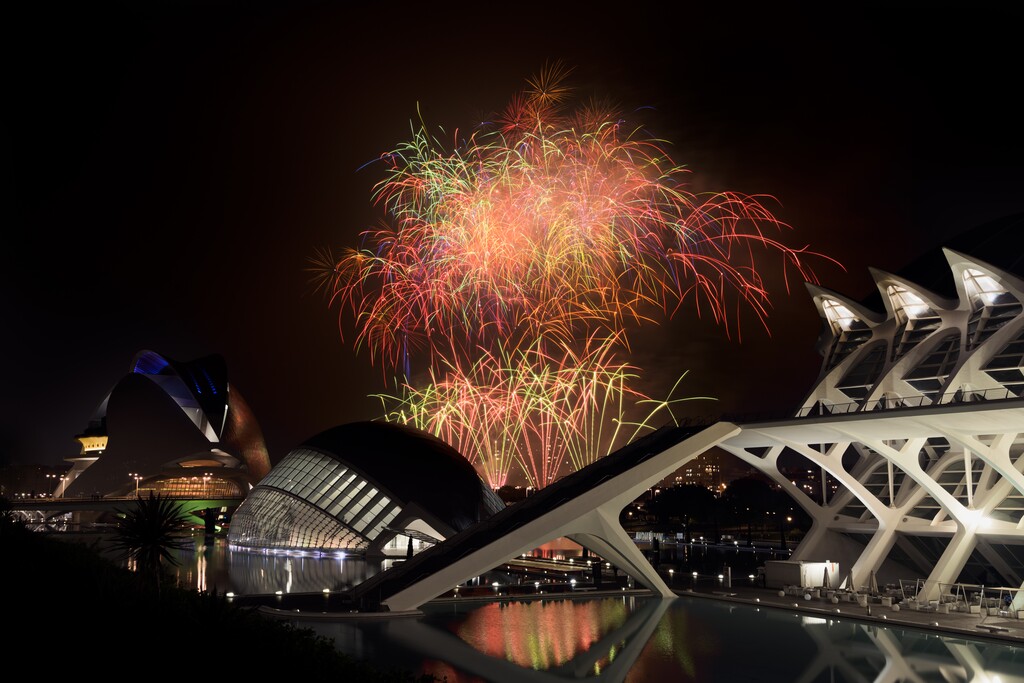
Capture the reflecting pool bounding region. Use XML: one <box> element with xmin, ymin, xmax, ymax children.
<box><xmin>300</xmin><ymin>595</ymin><xmax>1024</xmax><ymax>682</ymax></box>
<box><xmin>157</xmin><ymin>535</ymin><xmax>1024</xmax><ymax>681</ymax></box>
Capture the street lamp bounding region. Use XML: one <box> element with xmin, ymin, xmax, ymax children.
<box><xmin>129</xmin><ymin>472</ymin><xmax>141</xmax><ymax>498</ymax></box>
<box><xmin>669</xmin><ymin>569</ymin><xmax>675</xmax><ymax>585</ymax></box>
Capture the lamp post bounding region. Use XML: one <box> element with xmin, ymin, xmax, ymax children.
<box><xmin>129</xmin><ymin>472</ymin><xmax>141</xmax><ymax>498</ymax></box>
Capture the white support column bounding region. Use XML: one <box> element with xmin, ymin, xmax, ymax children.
<box><xmin>847</xmin><ymin>515</ymin><xmax>900</xmax><ymax>592</ymax></box>
<box><xmin>923</xmin><ymin>526</ymin><xmax>976</xmax><ymax>601</ymax></box>
<box><xmin>888</xmin><ymin>460</ymin><xmax>895</xmax><ymax>507</ymax></box>
<box><xmin>821</xmin><ymin>465</ymin><xmax>828</xmax><ymax>506</ymax></box>
<box><xmin>963</xmin><ymin>449</ymin><xmax>974</xmax><ymax>508</ymax></box>
<box><xmin>787</xmin><ymin>521</ymin><xmax>834</xmax><ymax>562</ymax></box>
<box><xmin>573</xmin><ymin>506</ymin><xmax>673</xmax><ymax>597</ymax></box>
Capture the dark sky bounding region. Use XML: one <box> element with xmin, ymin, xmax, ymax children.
<box><xmin>7</xmin><ymin>2</ymin><xmax>1024</xmax><ymax>469</ymax></box>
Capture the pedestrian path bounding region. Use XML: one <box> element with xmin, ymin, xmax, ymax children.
<box><xmin>684</xmin><ymin>582</ymin><xmax>1024</xmax><ymax>645</ymax></box>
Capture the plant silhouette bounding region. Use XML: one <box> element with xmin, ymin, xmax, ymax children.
<box><xmin>110</xmin><ymin>492</ymin><xmax>193</xmax><ymax>594</ymax></box>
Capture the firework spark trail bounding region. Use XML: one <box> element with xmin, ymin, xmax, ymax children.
<box><xmin>327</xmin><ymin>114</ymin><xmax>832</xmax><ymax>366</ymax></box>
<box><xmin>313</xmin><ymin>64</ymin><xmax>839</xmax><ymax>486</ymax></box>
<box><xmin>373</xmin><ymin>335</ymin><xmax>697</xmax><ymax>489</ymax></box>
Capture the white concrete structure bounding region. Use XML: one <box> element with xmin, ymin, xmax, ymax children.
<box><xmin>348</xmin><ymin>240</ymin><xmax>1024</xmax><ymax>613</ymax></box>
<box><xmin>377</xmin><ymin>422</ymin><xmax>739</xmax><ymax>611</ymax></box>
<box><xmin>720</xmin><ymin>250</ymin><xmax>1024</xmax><ymax>606</ymax></box>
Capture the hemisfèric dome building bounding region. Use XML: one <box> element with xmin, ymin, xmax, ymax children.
<box><xmin>228</xmin><ymin>421</ymin><xmax>505</xmax><ymax>557</ymax></box>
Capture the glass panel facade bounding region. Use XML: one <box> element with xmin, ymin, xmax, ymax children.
<box><xmin>836</xmin><ymin>342</ymin><xmax>887</xmax><ymax>403</ymax></box>
<box><xmin>905</xmin><ymin>332</ymin><xmax>961</xmax><ymax>401</ymax></box>
<box><xmin>965</xmin><ymin>268</ymin><xmax>1022</xmax><ymax>350</ymax></box>
<box><xmin>983</xmin><ymin>328</ymin><xmax>1024</xmax><ymax>396</ymax></box>
<box><xmin>229</xmin><ymin>488</ymin><xmax>368</xmax><ymax>551</ymax></box>
<box><xmin>232</xmin><ymin>448</ymin><xmax>403</xmax><ymax>550</ymax></box>
<box><xmin>822</xmin><ymin>299</ymin><xmax>873</xmax><ymax>370</ymax></box>
<box><xmin>887</xmin><ymin>285</ymin><xmax>942</xmax><ymax>362</ymax></box>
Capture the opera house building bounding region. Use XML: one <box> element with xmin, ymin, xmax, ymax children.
<box><xmin>60</xmin><ymin>350</ymin><xmax>271</xmax><ymax>503</ymax></box>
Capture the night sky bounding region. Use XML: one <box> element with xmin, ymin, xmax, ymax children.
<box><xmin>7</xmin><ymin>2</ymin><xmax>1024</xmax><ymax>470</ymax></box>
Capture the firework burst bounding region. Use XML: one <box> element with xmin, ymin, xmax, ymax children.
<box><xmin>313</xmin><ymin>65</ymin><xmax>837</xmax><ymax>486</ymax></box>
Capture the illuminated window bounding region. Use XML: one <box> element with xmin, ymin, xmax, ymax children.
<box><xmin>964</xmin><ymin>268</ymin><xmax>1021</xmax><ymax>350</ymax></box>
<box><xmin>887</xmin><ymin>284</ymin><xmax>942</xmax><ymax>361</ymax></box>
<box><xmin>822</xmin><ymin>299</ymin><xmax>872</xmax><ymax>369</ymax></box>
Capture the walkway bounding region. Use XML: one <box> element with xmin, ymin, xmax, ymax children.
<box><xmin>253</xmin><ymin>579</ymin><xmax>1024</xmax><ymax>657</ymax></box>
<box><xmin>684</xmin><ymin>581</ymin><xmax>1024</xmax><ymax>645</ymax></box>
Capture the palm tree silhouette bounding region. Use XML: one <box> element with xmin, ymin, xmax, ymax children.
<box><xmin>109</xmin><ymin>492</ymin><xmax>194</xmax><ymax>594</ymax></box>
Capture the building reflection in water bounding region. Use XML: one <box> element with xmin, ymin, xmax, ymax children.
<box><xmin>166</xmin><ymin>536</ymin><xmax>380</xmax><ymax>595</ymax></box>
<box><xmin>453</xmin><ymin>598</ymin><xmax>630</xmax><ymax>671</ymax></box>
<box><xmin>156</xmin><ymin>539</ymin><xmax>1024</xmax><ymax>681</ymax></box>
<box><xmin>305</xmin><ymin>597</ymin><xmax>1024</xmax><ymax>683</ymax></box>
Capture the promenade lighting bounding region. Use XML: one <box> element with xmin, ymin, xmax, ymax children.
<box><xmin>129</xmin><ymin>472</ymin><xmax>141</xmax><ymax>498</ymax></box>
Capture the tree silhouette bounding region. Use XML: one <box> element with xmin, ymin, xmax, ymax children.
<box><xmin>109</xmin><ymin>492</ymin><xmax>194</xmax><ymax>594</ymax></box>
<box><xmin>648</xmin><ymin>484</ymin><xmax>718</xmax><ymax>542</ymax></box>
<box><xmin>0</xmin><ymin>495</ymin><xmax>24</xmax><ymax>536</ymax></box>
<box><xmin>721</xmin><ymin>476</ymin><xmax>775</xmax><ymax>546</ymax></box>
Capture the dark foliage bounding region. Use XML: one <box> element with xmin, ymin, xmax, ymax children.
<box><xmin>1</xmin><ymin>507</ymin><xmax>438</xmax><ymax>680</ymax></box>
<box><xmin>108</xmin><ymin>492</ymin><xmax>194</xmax><ymax>592</ymax></box>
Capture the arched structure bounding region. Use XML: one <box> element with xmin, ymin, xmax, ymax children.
<box><xmin>227</xmin><ymin>421</ymin><xmax>505</xmax><ymax>557</ymax></box>
<box><xmin>60</xmin><ymin>350</ymin><xmax>271</xmax><ymax>501</ymax></box>
<box><xmin>718</xmin><ymin>222</ymin><xmax>1024</xmax><ymax>606</ymax></box>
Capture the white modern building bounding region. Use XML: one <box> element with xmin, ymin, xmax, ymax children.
<box><xmin>720</xmin><ymin>239</ymin><xmax>1024</xmax><ymax>606</ymax></box>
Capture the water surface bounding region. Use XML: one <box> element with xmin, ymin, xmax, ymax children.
<box><xmin>158</xmin><ymin>536</ymin><xmax>1024</xmax><ymax>681</ymax></box>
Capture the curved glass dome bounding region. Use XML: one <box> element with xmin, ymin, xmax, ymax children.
<box><xmin>228</xmin><ymin>422</ymin><xmax>504</xmax><ymax>554</ymax></box>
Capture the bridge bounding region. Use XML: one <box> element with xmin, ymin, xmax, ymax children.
<box><xmin>342</xmin><ymin>421</ymin><xmax>738</xmax><ymax>612</ymax></box>
<box><xmin>8</xmin><ymin>496</ymin><xmax>246</xmax><ymax>529</ymax></box>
